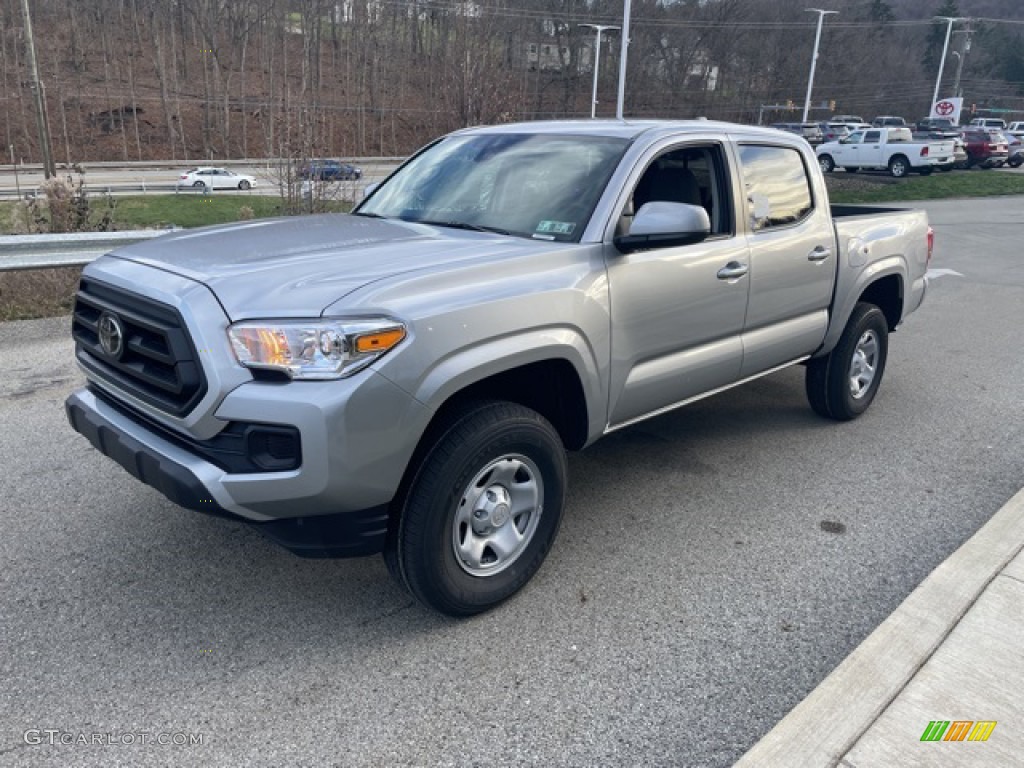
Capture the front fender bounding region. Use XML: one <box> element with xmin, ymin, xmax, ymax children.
<box><xmin>404</xmin><ymin>327</ymin><xmax>607</xmax><ymax>445</ymax></box>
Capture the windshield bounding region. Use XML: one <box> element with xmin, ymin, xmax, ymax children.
<box><xmin>355</xmin><ymin>133</ymin><xmax>629</xmax><ymax>242</ymax></box>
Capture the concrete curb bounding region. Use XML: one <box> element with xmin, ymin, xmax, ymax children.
<box><xmin>734</xmin><ymin>486</ymin><xmax>1024</xmax><ymax>767</ymax></box>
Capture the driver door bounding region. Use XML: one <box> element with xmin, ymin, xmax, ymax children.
<box><xmin>605</xmin><ymin>141</ymin><xmax>751</xmax><ymax>429</ymax></box>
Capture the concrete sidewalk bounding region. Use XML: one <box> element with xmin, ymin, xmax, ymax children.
<box><xmin>736</xmin><ymin>486</ymin><xmax>1024</xmax><ymax>768</ymax></box>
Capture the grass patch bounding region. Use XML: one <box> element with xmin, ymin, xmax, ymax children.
<box><xmin>107</xmin><ymin>194</ymin><xmax>288</xmax><ymax>229</ymax></box>
<box><xmin>0</xmin><ymin>267</ymin><xmax>81</xmax><ymax>322</ymax></box>
<box><xmin>0</xmin><ymin>193</ymin><xmax>352</xmax><ymax>233</ymax></box>
<box><xmin>826</xmin><ymin>169</ymin><xmax>1024</xmax><ymax>204</ymax></box>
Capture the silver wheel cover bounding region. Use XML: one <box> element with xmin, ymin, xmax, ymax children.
<box><xmin>451</xmin><ymin>454</ymin><xmax>544</xmax><ymax>577</ymax></box>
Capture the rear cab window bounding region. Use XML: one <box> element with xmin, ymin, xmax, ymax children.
<box><xmin>737</xmin><ymin>145</ymin><xmax>813</xmax><ymax>232</ymax></box>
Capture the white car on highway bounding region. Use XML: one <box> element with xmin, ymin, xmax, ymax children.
<box><xmin>177</xmin><ymin>167</ymin><xmax>257</xmax><ymax>190</ymax></box>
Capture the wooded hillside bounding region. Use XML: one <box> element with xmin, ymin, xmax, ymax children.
<box><xmin>2</xmin><ymin>0</ymin><xmax>1023</xmax><ymax>163</ymax></box>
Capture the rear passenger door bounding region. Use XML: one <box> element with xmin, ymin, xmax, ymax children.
<box><xmin>857</xmin><ymin>130</ymin><xmax>884</xmax><ymax>167</ymax></box>
<box><xmin>737</xmin><ymin>144</ymin><xmax>836</xmax><ymax>377</ymax></box>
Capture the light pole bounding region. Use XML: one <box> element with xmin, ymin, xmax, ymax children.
<box><xmin>952</xmin><ymin>30</ymin><xmax>971</xmax><ymax>99</ymax></box>
<box><xmin>802</xmin><ymin>9</ymin><xmax>838</xmax><ymax>123</ymax></box>
<box><xmin>579</xmin><ymin>24</ymin><xmax>620</xmax><ymax>119</ymax></box>
<box><xmin>932</xmin><ymin>16</ymin><xmax>963</xmax><ymax>110</ymax></box>
<box><xmin>615</xmin><ymin>0</ymin><xmax>632</xmax><ymax>120</ymax></box>
<box><xmin>950</xmin><ymin>51</ymin><xmax>962</xmax><ymax>99</ymax></box>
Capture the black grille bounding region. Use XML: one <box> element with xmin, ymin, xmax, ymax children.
<box><xmin>72</xmin><ymin>278</ymin><xmax>208</xmax><ymax>416</ymax></box>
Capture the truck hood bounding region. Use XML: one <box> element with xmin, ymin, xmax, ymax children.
<box><xmin>107</xmin><ymin>213</ymin><xmax>554</xmax><ymax>320</ymax></box>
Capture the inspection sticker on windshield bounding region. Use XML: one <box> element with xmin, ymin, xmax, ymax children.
<box><xmin>535</xmin><ymin>220</ymin><xmax>575</xmax><ymax>236</ymax></box>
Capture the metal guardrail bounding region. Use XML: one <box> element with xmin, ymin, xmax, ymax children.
<box><xmin>0</xmin><ymin>230</ymin><xmax>174</xmax><ymax>271</ymax></box>
<box><xmin>0</xmin><ymin>157</ymin><xmax>407</xmax><ymax>174</ymax></box>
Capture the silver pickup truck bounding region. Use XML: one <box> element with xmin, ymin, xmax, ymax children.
<box><xmin>66</xmin><ymin>120</ymin><xmax>930</xmax><ymax>615</ymax></box>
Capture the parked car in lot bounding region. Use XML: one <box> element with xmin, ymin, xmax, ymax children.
<box><xmin>952</xmin><ymin>136</ymin><xmax>969</xmax><ymax>170</ymax></box>
<box><xmin>871</xmin><ymin>116</ymin><xmax>907</xmax><ymax>128</ymax></box>
<box><xmin>968</xmin><ymin>117</ymin><xmax>1006</xmax><ymax>133</ymax></box>
<box><xmin>915</xmin><ymin>118</ymin><xmax>958</xmax><ymax>133</ymax></box>
<box><xmin>66</xmin><ymin>119</ymin><xmax>931</xmax><ymax>616</ymax></box>
<box><xmin>816</xmin><ymin>126</ymin><xmax>956</xmax><ymax>176</ymax></box>
<box><xmin>831</xmin><ymin>114</ymin><xmax>864</xmax><ymax>124</ymax></box>
<box><xmin>299</xmin><ymin>159</ymin><xmax>363</xmax><ymax>181</ymax></box>
<box><xmin>819</xmin><ymin>123</ymin><xmax>850</xmax><ymax>142</ymax></box>
<box><xmin>177</xmin><ymin>167</ymin><xmax>257</xmax><ymax>190</ymax></box>
<box><xmin>1006</xmin><ymin>134</ymin><xmax>1023</xmax><ymax>168</ymax></box>
<box><xmin>1005</xmin><ymin>121</ymin><xmax>1024</xmax><ymax>137</ymax></box>
<box><xmin>959</xmin><ymin>129</ymin><xmax>1009</xmax><ymax>168</ymax></box>
<box><xmin>770</xmin><ymin>122</ymin><xmax>825</xmax><ymax>145</ymax></box>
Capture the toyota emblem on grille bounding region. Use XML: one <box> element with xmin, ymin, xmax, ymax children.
<box><xmin>98</xmin><ymin>312</ymin><xmax>125</xmax><ymax>359</ymax></box>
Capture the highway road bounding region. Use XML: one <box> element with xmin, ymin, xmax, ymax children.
<box><xmin>0</xmin><ymin>160</ymin><xmax>400</xmax><ymax>199</ymax></box>
<box><xmin>1</xmin><ymin>197</ymin><xmax>1022</xmax><ymax>767</ymax></box>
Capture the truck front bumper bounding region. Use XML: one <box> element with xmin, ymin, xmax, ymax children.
<box><xmin>66</xmin><ymin>372</ymin><xmax>428</xmax><ymax>557</ymax></box>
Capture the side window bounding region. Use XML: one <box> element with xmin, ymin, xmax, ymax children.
<box><xmin>624</xmin><ymin>143</ymin><xmax>732</xmax><ymax>238</ymax></box>
<box><xmin>738</xmin><ymin>145</ymin><xmax>813</xmax><ymax>232</ymax></box>
<box><xmin>865</xmin><ymin>130</ymin><xmax>881</xmax><ymax>143</ymax></box>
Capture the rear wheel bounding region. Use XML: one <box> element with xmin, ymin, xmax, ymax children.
<box><xmin>917</xmin><ymin>167</ymin><xmax>933</xmax><ymax>176</ymax></box>
<box><xmin>806</xmin><ymin>303</ymin><xmax>889</xmax><ymax>421</ymax></box>
<box><xmin>386</xmin><ymin>401</ymin><xmax>567</xmax><ymax>616</ymax></box>
<box><xmin>818</xmin><ymin>154</ymin><xmax>835</xmax><ymax>173</ymax></box>
<box><xmin>888</xmin><ymin>155</ymin><xmax>910</xmax><ymax>178</ymax></box>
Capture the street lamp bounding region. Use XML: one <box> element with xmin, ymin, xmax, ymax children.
<box><xmin>615</xmin><ymin>0</ymin><xmax>633</xmax><ymax>119</ymax></box>
<box><xmin>579</xmin><ymin>23</ymin><xmax>620</xmax><ymax>119</ymax></box>
<box><xmin>932</xmin><ymin>16</ymin><xmax>963</xmax><ymax>110</ymax></box>
<box><xmin>802</xmin><ymin>9</ymin><xmax>838</xmax><ymax>123</ymax></box>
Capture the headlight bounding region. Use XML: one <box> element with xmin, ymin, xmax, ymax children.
<box><xmin>228</xmin><ymin>318</ymin><xmax>406</xmax><ymax>380</ymax></box>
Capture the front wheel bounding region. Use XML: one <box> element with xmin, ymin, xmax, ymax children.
<box><xmin>818</xmin><ymin>154</ymin><xmax>835</xmax><ymax>173</ymax></box>
<box><xmin>238</xmin><ymin>180</ymin><xmax>251</xmax><ymax>190</ymax></box>
<box><xmin>843</xmin><ymin>166</ymin><xmax>858</xmax><ymax>173</ymax></box>
<box><xmin>806</xmin><ymin>303</ymin><xmax>889</xmax><ymax>421</ymax></box>
<box><xmin>386</xmin><ymin>401</ymin><xmax>567</xmax><ymax>616</ymax></box>
<box><xmin>888</xmin><ymin>155</ymin><xmax>910</xmax><ymax>178</ymax></box>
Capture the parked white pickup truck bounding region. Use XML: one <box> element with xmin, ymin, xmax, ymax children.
<box><xmin>815</xmin><ymin>126</ymin><xmax>956</xmax><ymax>177</ymax></box>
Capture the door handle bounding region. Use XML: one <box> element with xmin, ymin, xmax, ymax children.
<box><xmin>808</xmin><ymin>246</ymin><xmax>832</xmax><ymax>262</ymax></box>
<box><xmin>717</xmin><ymin>262</ymin><xmax>749</xmax><ymax>280</ymax></box>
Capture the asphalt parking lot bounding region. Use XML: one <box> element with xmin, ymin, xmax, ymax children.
<box><xmin>1</xmin><ymin>196</ymin><xmax>1022</xmax><ymax>767</ymax></box>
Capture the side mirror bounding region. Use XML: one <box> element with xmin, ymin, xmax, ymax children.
<box><xmin>614</xmin><ymin>201</ymin><xmax>711</xmax><ymax>253</ymax></box>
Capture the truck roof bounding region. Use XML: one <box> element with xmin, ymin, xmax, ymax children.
<box><xmin>451</xmin><ymin>118</ymin><xmax>788</xmax><ymax>143</ymax></box>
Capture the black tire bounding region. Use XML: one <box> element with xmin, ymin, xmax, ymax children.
<box><xmin>843</xmin><ymin>166</ymin><xmax>858</xmax><ymax>173</ymax></box>
<box><xmin>238</xmin><ymin>180</ymin><xmax>251</xmax><ymax>190</ymax></box>
<box><xmin>1009</xmin><ymin>157</ymin><xmax>1023</xmax><ymax>168</ymax></box>
<box><xmin>805</xmin><ymin>303</ymin><xmax>889</xmax><ymax>421</ymax></box>
<box><xmin>888</xmin><ymin>155</ymin><xmax>910</xmax><ymax>178</ymax></box>
<box><xmin>386</xmin><ymin>400</ymin><xmax>567</xmax><ymax>616</ymax></box>
<box><xmin>939</xmin><ymin>163</ymin><xmax>954</xmax><ymax>172</ymax></box>
<box><xmin>917</xmin><ymin>167</ymin><xmax>933</xmax><ymax>176</ymax></box>
<box><xmin>192</xmin><ymin>180</ymin><xmax>205</xmax><ymax>187</ymax></box>
<box><xmin>818</xmin><ymin>154</ymin><xmax>835</xmax><ymax>173</ymax></box>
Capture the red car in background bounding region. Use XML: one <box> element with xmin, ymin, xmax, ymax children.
<box><xmin>959</xmin><ymin>129</ymin><xmax>1009</xmax><ymax>168</ymax></box>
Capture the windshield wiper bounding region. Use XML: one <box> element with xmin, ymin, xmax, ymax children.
<box><xmin>414</xmin><ymin>219</ymin><xmax>512</xmax><ymax>236</ymax></box>
<box><xmin>352</xmin><ymin>211</ymin><xmax>388</xmax><ymax>220</ymax></box>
